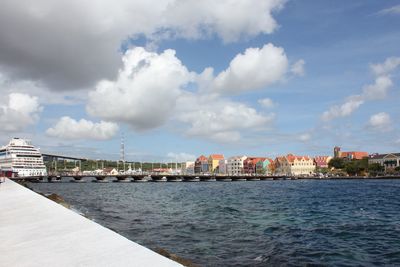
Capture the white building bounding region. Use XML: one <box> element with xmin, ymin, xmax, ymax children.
<box><xmin>227</xmin><ymin>156</ymin><xmax>247</xmax><ymax>175</ymax></box>
<box><xmin>369</xmin><ymin>153</ymin><xmax>400</xmax><ymax>171</ymax></box>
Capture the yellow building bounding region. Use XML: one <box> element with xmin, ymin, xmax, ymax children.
<box><xmin>208</xmin><ymin>154</ymin><xmax>224</xmax><ymax>173</ymax></box>
<box><xmin>275</xmin><ymin>154</ymin><xmax>315</xmax><ymax>176</ymax></box>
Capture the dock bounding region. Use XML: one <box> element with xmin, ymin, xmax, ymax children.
<box><xmin>13</xmin><ymin>173</ymin><xmax>290</xmax><ymax>183</ymax></box>
<box><xmin>0</xmin><ymin>178</ymin><xmax>182</xmax><ymax>267</ymax></box>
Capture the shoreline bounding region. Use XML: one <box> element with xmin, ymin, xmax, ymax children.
<box><xmin>0</xmin><ymin>179</ymin><xmax>183</xmax><ymax>267</ymax></box>
<box><xmin>22</xmin><ymin>180</ymin><xmax>198</xmax><ymax>267</ymax></box>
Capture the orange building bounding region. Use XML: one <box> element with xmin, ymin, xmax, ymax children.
<box><xmin>334</xmin><ymin>147</ymin><xmax>368</xmax><ymax>160</ymax></box>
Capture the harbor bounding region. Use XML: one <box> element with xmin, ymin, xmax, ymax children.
<box><xmin>1</xmin><ymin>138</ymin><xmax>399</xmax><ymax>182</ymax></box>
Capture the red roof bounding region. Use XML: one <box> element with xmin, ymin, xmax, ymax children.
<box><xmin>314</xmin><ymin>156</ymin><xmax>330</xmax><ymax>162</ymax></box>
<box><xmin>275</xmin><ymin>156</ymin><xmax>286</xmax><ymax>163</ymax></box>
<box><xmin>286</xmin><ymin>154</ymin><xmax>311</xmax><ymax>163</ymax></box>
<box><xmin>209</xmin><ymin>154</ymin><xmax>224</xmax><ymax>160</ymax></box>
<box><xmin>245</xmin><ymin>157</ymin><xmax>267</xmax><ymax>164</ymax></box>
<box><xmin>340</xmin><ymin>151</ymin><xmax>368</xmax><ymax>160</ymax></box>
<box><xmin>196</xmin><ymin>155</ymin><xmax>208</xmax><ymax>162</ymax></box>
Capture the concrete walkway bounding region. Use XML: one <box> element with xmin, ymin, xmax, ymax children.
<box><xmin>0</xmin><ymin>179</ymin><xmax>182</xmax><ymax>267</ymax></box>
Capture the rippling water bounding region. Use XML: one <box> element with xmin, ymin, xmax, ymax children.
<box><xmin>30</xmin><ymin>179</ymin><xmax>400</xmax><ymax>266</ymax></box>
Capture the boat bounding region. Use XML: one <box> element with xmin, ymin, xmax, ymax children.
<box><xmin>169</xmin><ymin>177</ymin><xmax>183</xmax><ymax>182</ymax></box>
<box><xmin>218</xmin><ymin>178</ymin><xmax>232</xmax><ymax>182</ymax></box>
<box><xmin>154</xmin><ymin>176</ymin><xmax>168</xmax><ymax>182</ymax></box>
<box><xmin>133</xmin><ymin>176</ymin><xmax>150</xmax><ymax>182</ymax></box>
<box><xmin>0</xmin><ymin>138</ymin><xmax>47</xmax><ymax>177</ymax></box>
<box><xmin>185</xmin><ymin>176</ymin><xmax>200</xmax><ymax>182</ymax></box>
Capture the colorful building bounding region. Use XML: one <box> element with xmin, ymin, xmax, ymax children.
<box><xmin>256</xmin><ymin>158</ymin><xmax>274</xmax><ymax>175</ymax></box>
<box><xmin>243</xmin><ymin>157</ymin><xmax>266</xmax><ymax>174</ymax></box>
<box><xmin>194</xmin><ymin>155</ymin><xmax>208</xmax><ymax>174</ymax></box>
<box><xmin>275</xmin><ymin>154</ymin><xmax>315</xmax><ymax>176</ymax></box>
<box><xmin>314</xmin><ymin>156</ymin><xmax>332</xmax><ymax>168</ymax></box>
<box><xmin>227</xmin><ymin>156</ymin><xmax>247</xmax><ymax>175</ymax></box>
<box><xmin>274</xmin><ymin>156</ymin><xmax>290</xmax><ymax>175</ymax></box>
<box><xmin>208</xmin><ymin>154</ymin><xmax>224</xmax><ymax>173</ymax></box>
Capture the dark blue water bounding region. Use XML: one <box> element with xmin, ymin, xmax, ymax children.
<box><xmin>31</xmin><ymin>180</ymin><xmax>400</xmax><ymax>266</ymax></box>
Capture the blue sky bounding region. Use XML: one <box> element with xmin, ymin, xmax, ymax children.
<box><xmin>0</xmin><ymin>0</ymin><xmax>399</xmax><ymax>162</ymax></box>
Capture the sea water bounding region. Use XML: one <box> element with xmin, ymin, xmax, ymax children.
<box><xmin>31</xmin><ymin>179</ymin><xmax>400</xmax><ymax>266</ymax></box>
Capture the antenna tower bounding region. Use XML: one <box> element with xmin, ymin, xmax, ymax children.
<box><xmin>120</xmin><ymin>133</ymin><xmax>125</xmax><ymax>163</ymax></box>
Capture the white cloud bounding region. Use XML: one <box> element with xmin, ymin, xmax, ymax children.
<box><xmin>213</xmin><ymin>43</ymin><xmax>289</xmax><ymax>94</ymax></box>
<box><xmin>298</xmin><ymin>133</ymin><xmax>311</xmax><ymax>142</ymax></box>
<box><xmin>0</xmin><ymin>0</ymin><xmax>285</xmax><ymax>90</ymax></box>
<box><xmin>291</xmin><ymin>59</ymin><xmax>305</xmax><ymax>76</ymax></box>
<box><xmin>162</xmin><ymin>0</ymin><xmax>285</xmax><ymax>42</ymax></box>
<box><xmin>167</xmin><ymin>152</ymin><xmax>196</xmax><ymax>162</ymax></box>
<box><xmin>368</xmin><ymin>112</ymin><xmax>392</xmax><ymax>132</ymax></box>
<box><xmin>46</xmin><ymin>116</ymin><xmax>118</xmax><ymax>140</ymax></box>
<box><xmin>87</xmin><ymin>47</ymin><xmax>193</xmax><ymax>131</ymax></box>
<box><xmin>258</xmin><ymin>98</ymin><xmax>275</xmax><ymax>108</ymax></box>
<box><xmin>0</xmin><ymin>93</ymin><xmax>42</xmax><ymax>132</ymax></box>
<box><xmin>176</xmin><ymin>93</ymin><xmax>274</xmax><ymax>142</ymax></box>
<box><xmin>87</xmin><ymin>45</ymin><xmax>288</xmax><ymax>140</ymax></box>
<box><xmin>0</xmin><ymin>72</ymin><xmax>87</xmax><ymax>105</ymax></box>
<box><xmin>370</xmin><ymin>57</ymin><xmax>400</xmax><ymax>76</ymax></box>
<box><xmin>362</xmin><ymin>76</ymin><xmax>393</xmax><ymax>100</ymax></box>
<box><xmin>378</xmin><ymin>5</ymin><xmax>400</xmax><ymax>15</ymax></box>
<box><xmin>321</xmin><ymin>57</ymin><xmax>399</xmax><ymax>121</ymax></box>
<box><xmin>321</xmin><ymin>97</ymin><xmax>364</xmax><ymax>121</ymax></box>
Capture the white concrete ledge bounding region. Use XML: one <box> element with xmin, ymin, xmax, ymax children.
<box><xmin>0</xmin><ymin>179</ymin><xmax>182</xmax><ymax>267</ymax></box>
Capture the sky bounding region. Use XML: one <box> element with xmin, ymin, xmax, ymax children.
<box><xmin>0</xmin><ymin>0</ymin><xmax>399</xmax><ymax>162</ymax></box>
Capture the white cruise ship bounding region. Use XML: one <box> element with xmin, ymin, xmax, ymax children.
<box><xmin>0</xmin><ymin>138</ymin><xmax>47</xmax><ymax>177</ymax></box>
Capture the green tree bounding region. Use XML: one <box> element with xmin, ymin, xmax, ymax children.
<box><xmin>317</xmin><ymin>167</ymin><xmax>329</xmax><ymax>174</ymax></box>
<box><xmin>395</xmin><ymin>166</ymin><xmax>400</xmax><ymax>172</ymax></box>
<box><xmin>345</xmin><ymin>161</ymin><xmax>359</xmax><ymax>175</ymax></box>
<box><xmin>357</xmin><ymin>157</ymin><xmax>368</xmax><ymax>172</ymax></box>
<box><xmin>328</xmin><ymin>157</ymin><xmax>345</xmax><ymax>169</ymax></box>
<box><xmin>368</xmin><ymin>163</ymin><xmax>384</xmax><ymax>173</ymax></box>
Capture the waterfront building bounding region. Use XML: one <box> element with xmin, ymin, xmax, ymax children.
<box><xmin>243</xmin><ymin>157</ymin><xmax>266</xmax><ymax>174</ymax></box>
<box><xmin>194</xmin><ymin>155</ymin><xmax>208</xmax><ymax>174</ymax></box>
<box><xmin>368</xmin><ymin>153</ymin><xmax>400</xmax><ymax>171</ymax></box>
<box><xmin>333</xmin><ymin>147</ymin><xmax>368</xmax><ymax>160</ymax></box>
<box><xmin>274</xmin><ymin>154</ymin><xmax>316</xmax><ymax>176</ymax></box>
<box><xmin>181</xmin><ymin>161</ymin><xmax>195</xmax><ymax>174</ymax></box>
<box><xmin>208</xmin><ymin>154</ymin><xmax>224</xmax><ymax>173</ymax></box>
<box><xmin>256</xmin><ymin>158</ymin><xmax>274</xmax><ymax>175</ymax></box>
<box><xmin>274</xmin><ymin>156</ymin><xmax>290</xmax><ymax>175</ymax></box>
<box><xmin>218</xmin><ymin>159</ymin><xmax>227</xmax><ymax>174</ymax></box>
<box><xmin>227</xmin><ymin>156</ymin><xmax>247</xmax><ymax>175</ymax></box>
<box><xmin>0</xmin><ymin>138</ymin><xmax>47</xmax><ymax>177</ymax></box>
<box><xmin>314</xmin><ymin>156</ymin><xmax>332</xmax><ymax>168</ymax></box>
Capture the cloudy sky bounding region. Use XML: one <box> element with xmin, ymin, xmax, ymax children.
<box><xmin>0</xmin><ymin>0</ymin><xmax>399</xmax><ymax>162</ymax></box>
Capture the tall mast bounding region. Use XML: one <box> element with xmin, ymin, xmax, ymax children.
<box><xmin>120</xmin><ymin>133</ymin><xmax>125</xmax><ymax>163</ymax></box>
